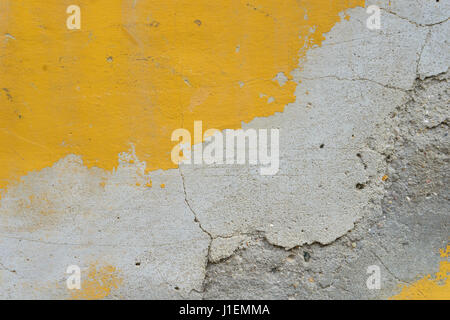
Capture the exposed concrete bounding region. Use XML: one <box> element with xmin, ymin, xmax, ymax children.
<box><xmin>204</xmin><ymin>72</ymin><xmax>449</xmax><ymax>299</ymax></box>
<box><xmin>0</xmin><ymin>0</ymin><xmax>448</xmax><ymax>299</ymax></box>
<box><xmin>375</xmin><ymin>0</ymin><xmax>450</xmax><ymax>26</ymax></box>
<box><xmin>180</xmin><ymin>4</ymin><xmax>430</xmax><ymax>251</ymax></box>
<box><xmin>209</xmin><ymin>236</ymin><xmax>249</xmax><ymax>264</ymax></box>
<box><xmin>418</xmin><ymin>20</ymin><xmax>450</xmax><ymax>79</ymax></box>
<box><xmin>199</xmin><ymin>2</ymin><xmax>449</xmax><ymax>299</ymax></box>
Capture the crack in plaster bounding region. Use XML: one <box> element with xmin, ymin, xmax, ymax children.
<box><xmin>381</xmin><ymin>8</ymin><xmax>450</xmax><ymax>27</ymax></box>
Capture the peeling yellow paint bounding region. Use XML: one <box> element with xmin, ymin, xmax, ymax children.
<box><xmin>391</xmin><ymin>246</ymin><xmax>450</xmax><ymax>300</ymax></box>
<box><xmin>71</xmin><ymin>264</ymin><xmax>123</xmax><ymax>300</ymax></box>
<box><xmin>0</xmin><ymin>0</ymin><xmax>364</xmax><ymax>189</ymax></box>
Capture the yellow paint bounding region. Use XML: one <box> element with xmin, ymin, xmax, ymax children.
<box><xmin>71</xmin><ymin>264</ymin><xmax>122</xmax><ymax>300</ymax></box>
<box><xmin>0</xmin><ymin>0</ymin><xmax>364</xmax><ymax>189</ymax></box>
<box><xmin>440</xmin><ymin>246</ymin><xmax>449</xmax><ymax>258</ymax></box>
<box><xmin>382</xmin><ymin>175</ymin><xmax>389</xmax><ymax>181</ymax></box>
<box><xmin>391</xmin><ymin>246</ymin><xmax>450</xmax><ymax>300</ymax></box>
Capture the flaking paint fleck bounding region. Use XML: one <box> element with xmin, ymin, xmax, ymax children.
<box><xmin>0</xmin><ymin>0</ymin><xmax>364</xmax><ymax>189</ymax></box>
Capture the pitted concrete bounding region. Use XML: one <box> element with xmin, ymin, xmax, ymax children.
<box><xmin>204</xmin><ymin>72</ymin><xmax>449</xmax><ymax>299</ymax></box>
<box><xmin>0</xmin><ymin>0</ymin><xmax>448</xmax><ymax>299</ymax></box>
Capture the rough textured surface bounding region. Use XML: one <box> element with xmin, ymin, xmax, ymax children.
<box><xmin>0</xmin><ymin>155</ymin><xmax>210</xmax><ymax>299</ymax></box>
<box><xmin>0</xmin><ymin>0</ymin><xmax>448</xmax><ymax>299</ymax></box>
<box><xmin>204</xmin><ymin>72</ymin><xmax>449</xmax><ymax>299</ymax></box>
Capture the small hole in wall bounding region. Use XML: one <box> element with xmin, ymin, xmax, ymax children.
<box><xmin>303</xmin><ymin>251</ymin><xmax>311</xmax><ymax>262</ymax></box>
<box><xmin>174</xmin><ymin>286</ymin><xmax>180</xmax><ymax>290</ymax></box>
<box><xmin>356</xmin><ymin>183</ymin><xmax>366</xmax><ymax>190</ymax></box>
<box><xmin>320</xmin><ymin>144</ymin><xmax>325</xmax><ymax>149</ymax></box>
<box><xmin>135</xmin><ymin>262</ymin><xmax>141</xmax><ymax>266</ymax></box>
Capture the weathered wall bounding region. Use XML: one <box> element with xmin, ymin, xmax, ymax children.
<box><xmin>0</xmin><ymin>0</ymin><xmax>448</xmax><ymax>299</ymax></box>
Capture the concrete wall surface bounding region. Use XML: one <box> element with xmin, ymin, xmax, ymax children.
<box><xmin>0</xmin><ymin>0</ymin><xmax>448</xmax><ymax>299</ymax></box>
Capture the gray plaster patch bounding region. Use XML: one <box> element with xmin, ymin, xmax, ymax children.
<box><xmin>0</xmin><ymin>0</ymin><xmax>448</xmax><ymax>299</ymax></box>
<box><xmin>180</xmin><ymin>7</ymin><xmax>424</xmax><ymax>249</ymax></box>
<box><xmin>204</xmin><ymin>73</ymin><xmax>449</xmax><ymax>299</ymax></box>
<box><xmin>0</xmin><ymin>155</ymin><xmax>210</xmax><ymax>299</ymax></box>
<box><xmin>209</xmin><ymin>236</ymin><xmax>249</xmax><ymax>263</ymax></box>
<box><xmin>297</xmin><ymin>6</ymin><xmax>428</xmax><ymax>90</ymax></box>
<box><xmin>418</xmin><ymin>20</ymin><xmax>450</xmax><ymax>79</ymax></box>
<box><xmin>374</xmin><ymin>0</ymin><xmax>450</xmax><ymax>26</ymax></box>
